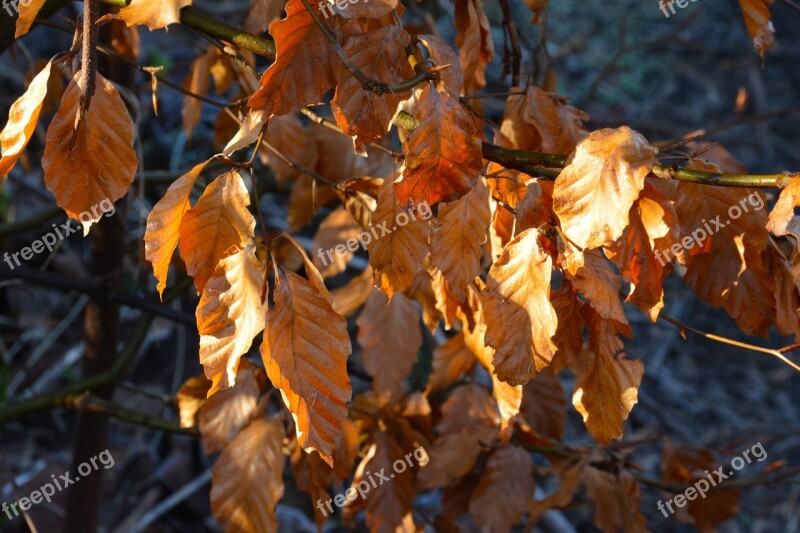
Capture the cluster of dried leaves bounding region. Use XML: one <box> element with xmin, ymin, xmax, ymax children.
<box><xmin>0</xmin><ymin>0</ymin><xmax>795</xmax><ymax>531</ymax></box>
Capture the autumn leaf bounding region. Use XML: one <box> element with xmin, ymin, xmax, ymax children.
<box><xmin>767</xmin><ymin>174</ymin><xmax>800</xmax><ymax>236</ymax></box>
<box><xmin>561</xmin><ymin>247</ymin><xmax>628</xmax><ymax>328</ymax></box>
<box><xmin>0</xmin><ymin>61</ymin><xmax>52</xmax><ymax>180</ymax></box>
<box><xmin>42</xmin><ymin>71</ymin><xmax>138</xmax><ymax>232</ymax></box>
<box><xmin>210</xmin><ymin>416</ymin><xmax>285</xmax><ymax>533</ymax></box>
<box><xmin>357</xmin><ymin>289</ymin><xmax>422</xmax><ymax>397</ymax></box>
<box><xmin>145</xmin><ymin>159</ymin><xmax>211</xmax><ymax>297</ymax></box>
<box><xmin>454</xmin><ymin>0</ymin><xmax>494</xmax><ymax>94</ymax></box>
<box><xmin>553</xmin><ymin>126</ymin><xmax>657</xmax><ymax>250</ymax></box>
<box><xmin>518</xmin><ymin>370</ymin><xmax>567</xmax><ymax>444</ymax></box>
<box><xmin>116</xmin><ymin>0</ymin><xmax>193</xmax><ymax>30</ymax></box>
<box><xmin>605</xmin><ymin>184</ymin><xmax>679</xmax><ymax>321</ymax></box>
<box><xmin>15</xmin><ymin>0</ymin><xmax>46</xmax><ymax>38</ymax></box>
<box><xmin>262</xmin><ymin>237</ymin><xmax>352</xmax><ymax>465</ymax></box>
<box><xmin>197</xmin><ymin>246</ymin><xmax>268</xmax><ymax>395</ymax></box>
<box><xmin>480</xmin><ymin>228</ymin><xmax>558</xmax><ymax>386</ymax></box>
<box><xmin>549</xmin><ymin>284</ymin><xmax>584</xmax><ymax>372</ymax></box>
<box><xmin>182</xmin><ymin>48</ymin><xmax>214</xmax><ymax>140</ymax></box>
<box><xmin>334</xmin><ymin>0</ymin><xmax>398</xmax><ymax>18</ymax></box>
<box><xmin>176</xmin><ymin>374</ymin><xmax>212</xmax><ymax>428</ymax></box>
<box><xmin>583</xmin><ymin>463</ymin><xmax>647</xmax><ymax>532</ymax></box>
<box><xmin>426</xmin><ymin>331</ymin><xmax>476</xmax><ymax>394</ymax></box>
<box><xmin>312</xmin><ymin>207</ymin><xmax>364</xmax><ymax>278</ymax></box>
<box><xmin>431</xmin><ymin>177</ymin><xmax>492</xmax><ymax>300</ymax></box>
<box><xmin>395</xmin><ymin>82</ymin><xmax>483</xmax><ymax>207</ymax></box>
<box><xmin>468</xmin><ymin>446</ymin><xmax>534</xmax><ymax>533</ymax></box>
<box><xmin>331</xmin><ymin>266</ymin><xmax>374</xmax><ymax>317</ymax></box>
<box><xmin>198</xmin><ymin>366</ymin><xmax>261</xmax><ymax>453</ymax></box>
<box><xmin>738</xmin><ymin>0</ymin><xmax>775</xmax><ymax>58</ymax></box>
<box><xmin>572</xmin><ymin>311</ymin><xmax>643</xmax><ymax>444</ymax></box>
<box><xmin>248</xmin><ymin>0</ymin><xmax>336</xmax><ymax>115</ymax></box>
<box><xmin>368</xmin><ymin>176</ymin><xmax>431</xmax><ymax>297</ymax></box>
<box><xmin>661</xmin><ymin>441</ymin><xmax>741</xmax><ymax>532</ymax></box>
<box><xmin>244</xmin><ymin>0</ymin><xmax>284</xmax><ymax>34</ymax></box>
<box><xmin>178</xmin><ymin>170</ymin><xmax>256</xmax><ymax>293</ymax></box>
<box><xmin>417</xmin><ymin>34</ymin><xmax>464</xmax><ymax>95</ymax></box>
<box><xmin>417</xmin><ymin>434</ymin><xmax>482</xmax><ymax>489</ymax></box>
<box><xmin>499</xmin><ymin>85</ymin><xmax>588</xmax><ymax>155</ymax></box>
<box><xmin>437</xmin><ymin>383</ymin><xmax>500</xmax><ymax>444</ymax></box>
<box><xmin>351</xmin><ymin>431</ymin><xmax>416</xmax><ymax>532</ymax></box>
<box><xmin>675</xmin><ymin>179</ymin><xmax>775</xmax><ymax>336</ymax></box>
<box><xmin>332</xmin><ymin>26</ymin><xmax>415</xmax><ymax>152</ymax></box>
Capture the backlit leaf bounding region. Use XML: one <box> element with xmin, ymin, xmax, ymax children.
<box><xmin>197</xmin><ymin>246</ymin><xmax>268</xmax><ymax>395</ymax></box>
<box><xmin>210</xmin><ymin>416</ymin><xmax>285</xmax><ymax>533</ymax></box>
<box><xmin>480</xmin><ymin>228</ymin><xmax>557</xmax><ymax>386</ymax></box>
<box><xmin>0</xmin><ymin>61</ymin><xmax>52</xmax><ymax>180</ymax></box>
<box><xmin>145</xmin><ymin>159</ymin><xmax>212</xmax><ymax>298</ymax></box>
<box><xmin>178</xmin><ymin>170</ymin><xmax>256</xmax><ymax>293</ymax></box>
<box><xmin>43</xmin><ymin>71</ymin><xmax>138</xmax><ymax>232</ymax></box>
<box><xmin>248</xmin><ymin>0</ymin><xmax>336</xmax><ymax>115</ymax></box>
<box><xmin>553</xmin><ymin>126</ymin><xmax>657</xmax><ymax>250</ymax></box>
<box><xmin>116</xmin><ymin>0</ymin><xmax>193</xmax><ymax>30</ymax></box>
<box><xmin>357</xmin><ymin>288</ymin><xmax>422</xmax><ymax>397</ymax></box>
<box><xmin>395</xmin><ymin>83</ymin><xmax>482</xmax><ymax>207</ymax></box>
<box><xmin>261</xmin><ymin>237</ymin><xmax>352</xmax><ymax>465</ymax></box>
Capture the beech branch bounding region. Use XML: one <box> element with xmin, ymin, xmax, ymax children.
<box><xmin>18</xmin><ymin>1</ymin><xmax>797</xmax><ymax>188</ymax></box>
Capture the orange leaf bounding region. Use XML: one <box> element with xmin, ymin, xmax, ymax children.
<box><xmin>331</xmin><ymin>265</ymin><xmax>374</xmax><ymax>317</ymax></box>
<box><xmin>116</xmin><ymin>0</ymin><xmax>193</xmax><ymax>30</ymax></box>
<box><xmin>454</xmin><ymin>0</ymin><xmax>494</xmax><ymax>94</ymax></box>
<box><xmin>417</xmin><ymin>34</ymin><xmax>464</xmax><ymax>95</ymax></box>
<box><xmin>210</xmin><ymin>416</ymin><xmax>285</xmax><ymax>533</ymax></box>
<box><xmin>738</xmin><ymin>0</ymin><xmax>775</xmax><ymax>58</ymax></box>
<box><xmin>553</xmin><ymin>126</ymin><xmax>657</xmax><ymax>250</ymax></box>
<box><xmin>332</xmin><ymin>25</ymin><xmax>415</xmax><ymax>152</ymax></box>
<box><xmin>395</xmin><ymin>83</ymin><xmax>482</xmax><ymax>207</ymax></box>
<box><xmin>518</xmin><ymin>370</ymin><xmax>567</xmax><ymax>444</ymax></box>
<box><xmin>248</xmin><ymin>0</ymin><xmax>336</xmax><ymax>115</ymax></box>
<box><xmin>261</xmin><ymin>237</ymin><xmax>352</xmax><ymax>465</ymax></box>
<box><xmin>182</xmin><ymin>48</ymin><xmax>214</xmax><ymax>140</ymax></box>
<box><xmin>583</xmin><ymin>464</ymin><xmax>647</xmax><ymax>532</ymax></box>
<box><xmin>356</xmin><ymin>288</ymin><xmax>422</xmax><ymax>397</ymax></box>
<box><xmin>767</xmin><ymin>174</ymin><xmax>800</xmax><ymax>236</ymax></box>
<box><xmin>368</xmin><ymin>176</ymin><xmax>431</xmax><ymax>297</ymax></box>
<box><xmin>675</xmin><ymin>180</ymin><xmax>775</xmax><ymax>336</ymax></box>
<box><xmin>178</xmin><ymin>170</ymin><xmax>256</xmax><ymax>293</ymax></box>
<box><xmin>15</xmin><ymin>0</ymin><xmax>46</xmax><ymax>38</ymax></box>
<box><xmin>572</xmin><ymin>312</ymin><xmax>642</xmax><ymax>444</ymax></box>
<box><xmin>500</xmin><ymin>85</ymin><xmax>588</xmax><ymax>154</ymax></box>
<box><xmin>43</xmin><ymin>71</ymin><xmax>138</xmax><ymax>231</ymax></box>
<box><xmin>661</xmin><ymin>441</ymin><xmax>741</xmax><ymax>532</ymax></box>
<box><xmin>426</xmin><ymin>331</ymin><xmax>476</xmax><ymax>394</ymax></box>
<box><xmin>480</xmin><ymin>228</ymin><xmax>558</xmax><ymax>386</ymax></box>
<box><xmin>562</xmin><ymin>247</ymin><xmax>628</xmax><ymax>328</ymax></box>
<box><xmin>175</xmin><ymin>374</ymin><xmax>211</xmax><ymax>428</ymax></box>
<box><xmin>312</xmin><ymin>207</ymin><xmax>364</xmax><ymax>278</ymax></box>
<box><xmin>431</xmin><ymin>177</ymin><xmax>491</xmax><ymax>299</ymax></box>
<box><xmin>198</xmin><ymin>366</ymin><xmax>261</xmax><ymax>453</ymax></box>
<box><xmin>351</xmin><ymin>431</ymin><xmax>416</xmax><ymax>532</ymax></box>
<box><xmin>197</xmin><ymin>245</ymin><xmax>268</xmax><ymax>395</ymax></box>
<box><xmin>145</xmin><ymin>159</ymin><xmax>211</xmax><ymax>298</ymax></box>
<box><xmin>0</xmin><ymin>61</ymin><xmax>52</xmax><ymax>180</ymax></box>
<box><xmin>468</xmin><ymin>446</ymin><xmax>534</xmax><ymax>533</ymax></box>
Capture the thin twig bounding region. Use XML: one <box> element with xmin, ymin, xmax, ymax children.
<box><xmin>659</xmin><ymin>313</ymin><xmax>800</xmax><ymax>373</ymax></box>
